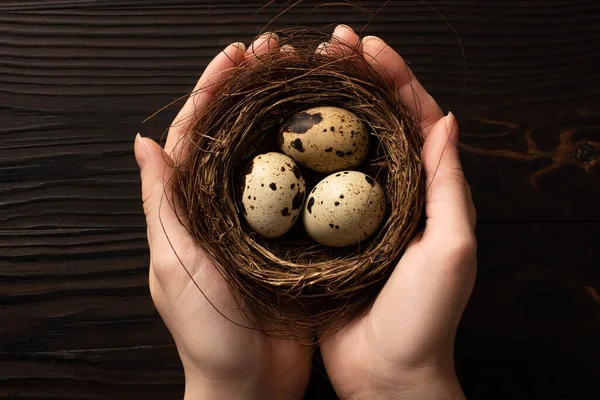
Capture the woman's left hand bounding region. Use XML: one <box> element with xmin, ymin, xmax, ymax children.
<box><xmin>134</xmin><ymin>33</ymin><xmax>312</xmax><ymax>400</ymax></box>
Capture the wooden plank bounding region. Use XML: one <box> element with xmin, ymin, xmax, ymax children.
<box><xmin>458</xmin><ymin>223</ymin><xmax>600</xmax><ymax>399</ymax></box>
<box><xmin>0</xmin><ymin>1</ymin><xmax>598</xmax><ymax>399</ymax></box>
<box><xmin>1</xmin><ymin>2</ymin><xmax>598</xmax><ymax>224</ymax></box>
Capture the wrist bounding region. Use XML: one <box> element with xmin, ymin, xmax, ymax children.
<box><xmin>347</xmin><ymin>367</ymin><xmax>465</xmax><ymax>400</ymax></box>
<box><xmin>183</xmin><ymin>370</ymin><xmax>303</xmax><ymax>400</ymax></box>
<box><xmin>184</xmin><ymin>382</ymin><xmax>258</xmax><ymax>400</ymax></box>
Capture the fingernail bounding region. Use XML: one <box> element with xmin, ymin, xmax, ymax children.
<box><xmin>362</xmin><ymin>35</ymin><xmax>383</xmax><ymax>45</ymax></box>
<box><xmin>134</xmin><ymin>133</ymin><xmax>150</xmax><ymax>170</ymax></box>
<box><xmin>446</xmin><ymin>112</ymin><xmax>458</xmax><ymax>144</ymax></box>
<box><xmin>446</xmin><ymin>111</ymin><xmax>455</xmax><ymax>131</ymax></box>
<box><xmin>316</xmin><ymin>41</ymin><xmax>330</xmax><ymax>55</ymax></box>
<box><xmin>231</xmin><ymin>42</ymin><xmax>246</xmax><ymax>52</ymax></box>
<box><xmin>280</xmin><ymin>44</ymin><xmax>294</xmax><ymax>53</ymax></box>
<box><xmin>335</xmin><ymin>24</ymin><xmax>354</xmax><ymax>33</ymax></box>
<box><xmin>260</xmin><ymin>32</ymin><xmax>279</xmax><ymax>41</ymax></box>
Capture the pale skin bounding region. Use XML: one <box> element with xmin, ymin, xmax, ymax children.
<box><xmin>134</xmin><ymin>24</ymin><xmax>476</xmax><ymax>400</ymax></box>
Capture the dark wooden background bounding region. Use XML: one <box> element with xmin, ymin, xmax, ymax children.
<box><xmin>1</xmin><ymin>1</ymin><xmax>599</xmax><ymax>399</ymax></box>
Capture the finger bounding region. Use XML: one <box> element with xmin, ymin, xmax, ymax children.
<box><xmin>280</xmin><ymin>44</ymin><xmax>295</xmax><ymax>54</ymax></box>
<box><xmin>350</xmin><ymin>115</ymin><xmax>476</xmax><ymax>366</ymax></box>
<box><xmin>329</xmin><ymin>24</ymin><xmax>362</xmax><ymax>55</ymax></box>
<box><xmin>165</xmin><ymin>42</ymin><xmax>246</xmax><ymax>158</ymax></box>
<box><xmin>422</xmin><ymin>112</ymin><xmax>476</xmax><ymax>239</ymax></box>
<box><xmin>361</xmin><ymin>35</ymin><xmax>443</xmax><ymax>136</ymax></box>
<box><xmin>134</xmin><ymin>134</ymin><xmax>196</xmax><ymax>275</ymax></box>
<box><xmin>246</xmin><ymin>32</ymin><xmax>280</xmax><ymax>61</ymax></box>
<box><xmin>135</xmin><ymin>134</ymin><xmax>248</xmax><ymax>324</ymax></box>
<box><xmin>315</xmin><ymin>24</ymin><xmax>361</xmax><ymax>57</ymax></box>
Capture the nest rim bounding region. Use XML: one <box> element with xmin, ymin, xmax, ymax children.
<box><xmin>172</xmin><ymin>29</ymin><xmax>425</xmax><ymax>337</ymax></box>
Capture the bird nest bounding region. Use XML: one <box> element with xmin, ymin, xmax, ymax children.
<box><xmin>172</xmin><ymin>30</ymin><xmax>424</xmax><ymax>336</ymax></box>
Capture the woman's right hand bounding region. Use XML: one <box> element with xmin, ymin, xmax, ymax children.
<box><xmin>319</xmin><ymin>25</ymin><xmax>477</xmax><ymax>400</ymax></box>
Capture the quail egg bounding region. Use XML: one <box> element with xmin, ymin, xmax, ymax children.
<box><xmin>303</xmin><ymin>171</ymin><xmax>386</xmax><ymax>247</ymax></box>
<box><xmin>241</xmin><ymin>152</ymin><xmax>306</xmax><ymax>238</ymax></box>
<box><xmin>278</xmin><ymin>106</ymin><xmax>369</xmax><ymax>173</ymax></box>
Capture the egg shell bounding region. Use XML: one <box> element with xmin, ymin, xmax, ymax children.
<box><xmin>241</xmin><ymin>152</ymin><xmax>306</xmax><ymax>238</ymax></box>
<box><xmin>303</xmin><ymin>171</ymin><xmax>386</xmax><ymax>247</ymax></box>
<box><xmin>278</xmin><ymin>106</ymin><xmax>369</xmax><ymax>173</ymax></box>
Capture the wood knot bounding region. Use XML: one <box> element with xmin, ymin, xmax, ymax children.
<box><xmin>574</xmin><ymin>143</ymin><xmax>595</xmax><ymax>162</ymax></box>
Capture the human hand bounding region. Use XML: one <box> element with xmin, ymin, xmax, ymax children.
<box><xmin>318</xmin><ymin>25</ymin><xmax>477</xmax><ymax>400</ymax></box>
<box><xmin>134</xmin><ymin>34</ymin><xmax>312</xmax><ymax>400</ymax></box>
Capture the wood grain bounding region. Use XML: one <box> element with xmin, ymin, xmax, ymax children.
<box><xmin>1</xmin><ymin>1</ymin><xmax>599</xmax><ymax>399</ymax></box>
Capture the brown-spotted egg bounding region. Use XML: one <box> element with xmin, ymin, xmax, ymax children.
<box><xmin>241</xmin><ymin>152</ymin><xmax>306</xmax><ymax>238</ymax></box>
<box><xmin>278</xmin><ymin>106</ymin><xmax>369</xmax><ymax>173</ymax></box>
<box><xmin>303</xmin><ymin>171</ymin><xmax>386</xmax><ymax>247</ymax></box>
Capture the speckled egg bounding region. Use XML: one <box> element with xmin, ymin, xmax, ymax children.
<box><xmin>303</xmin><ymin>171</ymin><xmax>386</xmax><ymax>247</ymax></box>
<box><xmin>278</xmin><ymin>106</ymin><xmax>369</xmax><ymax>173</ymax></box>
<box><xmin>241</xmin><ymin>152</ymin><xmax>306</xmax><ymax>238</ymax></box>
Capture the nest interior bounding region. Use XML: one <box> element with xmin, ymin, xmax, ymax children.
<box><xmin>172</xmin><ymin>29</ymin><xmax>425</xmax><ymax>336</ymax></box>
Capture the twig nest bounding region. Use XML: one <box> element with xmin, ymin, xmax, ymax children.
<box><xmin>173</xmin><ymin>29</ymin><xmax>425</xmax><ymax>336</ymax></box>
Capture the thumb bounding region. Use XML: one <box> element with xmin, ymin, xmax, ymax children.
<box><xmin>134</xmin><ymin>134</ymin><xmax>192</xmax><ymax>268</ymax></box>
<box><xmin>422</xmin><ymin>112</ymin><xmax>476</xmax><ymax>241</ymax></box>
<box><xmin>361</xmin><ymin>115</ymin><xmax>476</xmax><ymax>365</ymax></box>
